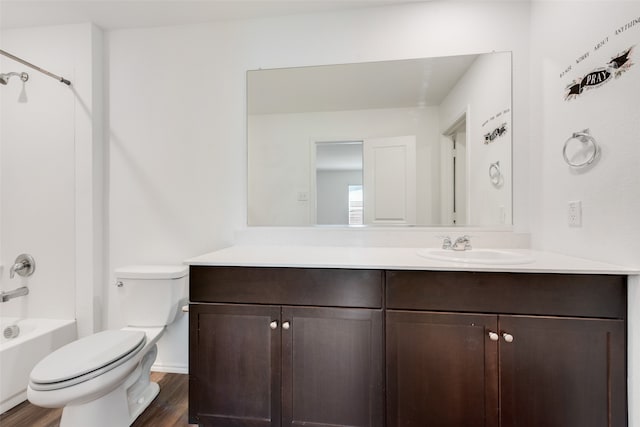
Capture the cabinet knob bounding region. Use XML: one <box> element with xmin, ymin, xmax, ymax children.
<box><xmin>502</xmin><ymin>333</ymin><xmax>514</xmax><ymax>343</ymax></box>
<box><xmin>282</xmin><ymin>321</ymin><xmax>291</xmax><ymax>330</ymax></box>
<box><xmin>488</xmin><ymin>331</ymin><xmax>499</xmax><ymax>341</ymax></box>
<box><xmin>270</xmin><ymin>321</ymin><xmax>278</xmax><ymax>330</ymax></box>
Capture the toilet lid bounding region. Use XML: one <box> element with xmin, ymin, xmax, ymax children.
<box><xmin>30</xmin><ymin>330</ymin><xmax>146</xmax><ymax>386</ymax></box>
<box><xmin>115</xmin><ymin>265</ymin><xmax>188</xmax><ymax>280</ymax></box>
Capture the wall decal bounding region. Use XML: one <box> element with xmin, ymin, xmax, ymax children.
<box><xmin>608</xmin><ymin>46</ymin><xmax>634</xmax><ymax>75</ymax></box>
<box><xmin>615</xmin><ymin>17</ymin><xmax>640</xmax><ymax>36</ymax></box>
<box><xmin>481</xmin><ymin>108</ymin><xmax>510</xmax><ymax>145</ymax></box>
<box><xmin>565</xmin><ymin>46</ymin><xmax>635</xmax><ymax>101</ymax></box>
<box><xmin>481</xmin><ymin>108</ymin><xmax>510</xmax><ymax>129</ymax></box>
<box><xmin>484</xmin><ymin>123</ymin><xmax>507</xmax><ymax>144</ymax></box>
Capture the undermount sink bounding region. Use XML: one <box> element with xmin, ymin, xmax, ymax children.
<box><xmin>416</xmin><ymin>248</ymin><xmax>535</xmax><ymax>265</ymax></box>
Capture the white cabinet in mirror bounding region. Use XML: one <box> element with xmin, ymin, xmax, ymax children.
<box><xmin>247</xmin><ymin>51</ymin><xmax>512</xmax><ymax>227</ymax></box>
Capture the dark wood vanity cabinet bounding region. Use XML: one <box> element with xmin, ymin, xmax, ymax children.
<box><xmin>386</xmin><ymin>271</ymin><xmax>627</xmax><ymax>427</ymax></box>
<box><xmin>498</xmin><ymin>315</ymin><xmax>625</xmax><ymax>427</ymax></box>
<box><xmin>189</xmin><ymin>303</ymin><xmax>281</xmax><ymax>426</ymax></box>
<box><xmin>386</xmin><ymin>311</ymin><xmax>500</xmax><ymax>426</ymax></box>
<box><xmin>189</xmin><ymin>266</ymin><xmax>627</xmax><ymax>427</ymax></box>
<box><xmin>189</xmin><ymin>266</ymin><xmax>384</xmax><ymax>427</ymax></box>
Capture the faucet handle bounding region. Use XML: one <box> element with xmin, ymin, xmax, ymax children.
<box><xmin>437</xmin><ymin>236</ymin><xmax>453</xmax><ymax>249</ymax></box>
<box><xmin>459</xmin><ymin>235</ymin><xmax>472</xmax><ymax>250</ymax></box>
<box><xmin>9</xmin><ymin>254</ymin><xmax>35</xmax><ymax>279</ymax></box>
<box><xmin>451</xmin><ymin>235</ymin><xmax>472</xmax><ymax>251</ymax></box>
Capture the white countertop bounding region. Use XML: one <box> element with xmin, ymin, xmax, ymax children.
<box><xmin>185</xmin><ymin>245</ymin><xmax>639</xmax><ymax>275</ymax></box>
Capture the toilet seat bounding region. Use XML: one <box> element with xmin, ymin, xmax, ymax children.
<box><xmin>30</xmin><ymin>330</ymin><xmax>146</xmax><ymax>391</ymax></box>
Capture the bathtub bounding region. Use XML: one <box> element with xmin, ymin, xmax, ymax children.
<box><xmin>0</xmin><ymin>317</ymin><xmax>76</xmax><ymax>413</ymax></box>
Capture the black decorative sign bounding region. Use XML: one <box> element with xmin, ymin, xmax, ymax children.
<box><xmin>565</xmin><ymin>46</ymin><xmax>634</xmax><ymax>100</ymax></box>
<box><xmin>484</xmin><ymin>123</ymin><xmax>507</xmax><ymax>144</ymax></box>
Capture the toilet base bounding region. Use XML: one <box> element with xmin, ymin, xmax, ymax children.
<box><xmin>58</xmin><ymin>380</ymin><xmax>159</xmax><ymax>427</ymax></box>
<box><xmin>60</xmin><ymin>381</ymin><xmax>131</xmax><ymax>427</ymax></box>
<box><xmin>129</xmin><ymin>381</ymin><xmax>160</xmax><ymax>423</ymax></box>
<box><xmin>57</xmin><ymin>344</ymin><xmax>160</xmax><ymax>427</ymax></box>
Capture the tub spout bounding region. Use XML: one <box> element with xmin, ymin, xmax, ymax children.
<box><xmin>0</xmin><ymin>286</ymin><xmax>29</xmax><ymax>302</ymax></box>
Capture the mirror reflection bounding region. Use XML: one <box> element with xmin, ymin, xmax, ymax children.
<box><xmin>248</xmin><ymin>51</ymin><xmax>512</xmax><ymax>226</ymax></box>
<box><xmin>315</xmin><ymin>141</ymin><xmax>363</xmax><ymax>225</ymax></box>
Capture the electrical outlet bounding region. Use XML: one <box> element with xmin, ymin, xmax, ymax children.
<box><xmin>297</xmin><ymin>191</ymin><xmax>309</xmax><ymax>202</ymax></box>
<box><xmin>568</xmin><ymin>200</ymin><xmax>582</xmax><ymax>227</ymax></box>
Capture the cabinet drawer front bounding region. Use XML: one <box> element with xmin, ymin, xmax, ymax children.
<box><xmin>190</xmin><ymin>266</ymin><xmax>383</xmax><ymax>308</ymax></box>
<box><xmin>386</xmin><ymin>271</ymin><xmax>626</xmax><ymax>319</ymax></box>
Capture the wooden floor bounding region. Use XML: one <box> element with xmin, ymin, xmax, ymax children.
<box><xmin>0</xmin><ymin>372</ymin><xmax>196</xmax><ymax>427</ymax></box>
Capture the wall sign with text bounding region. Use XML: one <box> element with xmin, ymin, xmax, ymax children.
<box><xmin>482</xmin><ymin>108</ymin><xmax>510</xmax><ymax>145</ymax></box>
<box><xmin>565</xmin><ymin>46</ymin><xmax>634</xmax><ymax>100</ymax></box>
<box><xmin>562</xmin><ymin>16</ymin><xmax>638</xmax><ymax>101</ymax></box>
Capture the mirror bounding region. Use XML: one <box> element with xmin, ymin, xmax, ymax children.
<box><xmin>248</xmin><ymin>51</ymin><xmax>512</xmax><ymax>226</ymax></box>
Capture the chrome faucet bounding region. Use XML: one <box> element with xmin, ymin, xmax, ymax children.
<box><xmin>441</xmin><ymin>236</ymin><xmax>453</xmax><ymax>250</ymax></box>
<box><xmin>9</xmin><ymin>254</ymin><xmax>35</xmax><ymax>279</ymax></box>
<box><xmin>0</xmin><ymin>286</ymin><xmax>29</xmax><ymax>302</ymax></box>
<box><xmin>452</xmin><ymin>235</ymin><xmax>472</xmax><ymax>251</ymax></box>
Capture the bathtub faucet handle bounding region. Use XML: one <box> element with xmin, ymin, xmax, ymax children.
<box><xmin>10</xmin><ymin>262</ymin><xmax>26</xmax><ymax>278</ymax></box>
<box><xmin>9</xmin><ymin>254</ymin><xmax>35</xmax><ymax>279</ymax></box>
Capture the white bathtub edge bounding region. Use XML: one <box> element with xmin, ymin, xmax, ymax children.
<box><xmin>0</xmin><ymin>318</ymin><xmax>77</xmax><ymax>414</ymax></box>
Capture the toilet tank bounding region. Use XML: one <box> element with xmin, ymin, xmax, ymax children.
<box><xmin>115</xmin><ymin>265</ymin><xmax>189</xmax><ymax>327</ymax></box>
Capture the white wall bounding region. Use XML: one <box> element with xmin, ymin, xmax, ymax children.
<box><xmin>440</xmin><ymin>53</ymin><xmax>513</xmax><ymax>226</ymax></box>
<box><xmin>106</xmin><ymin>1</ymin><xmax>532</xmax><ymax>370</ymax></box>
<box><xmin>249</xmin><ymin>107</ymin><xmax>439</xmax><ymax>225</ymax></box>
<box><xmin>529</xmin><ymin>1</ymin><xmax>640</xmax><ymax>268</ymax></box>
<box><xmin>0</xmin><ymin>24</ymin><xmax>102</xmax><ymax>336</ymax></box>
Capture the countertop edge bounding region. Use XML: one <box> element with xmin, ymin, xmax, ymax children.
<box><xmin>184</xmin><ymin>246</ymin><xmax>640</xmax><ymax>275</ymax></box>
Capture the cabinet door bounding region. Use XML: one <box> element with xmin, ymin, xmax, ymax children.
<box><xmin>189</xmin><ymin>304</ymin><xmax>282</xmax><ymax>427</ymax></box>
<box><xmin>499</xmin><ymin>315</ymin><xmax>626</xmax><ymax>427</ymax></box>
<box><xmin>281</xmin><ymin>306</ymin><xmax>384</xmax><ymax>427</ymax></box>
<box><xmin>386</xmin><ymin>310</ymin><xmax>499</xmax><ymax>427</ymax></box>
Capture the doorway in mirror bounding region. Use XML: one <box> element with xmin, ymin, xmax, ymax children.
<box><xmin>442</xmin><ymin>114</ymin><xmax>469</xmax><ymax>225</ymax></box>
<box><xmin>313</xmin><ymin>140</ymin><xmax>363</xmax><ymax>225</ymax></box>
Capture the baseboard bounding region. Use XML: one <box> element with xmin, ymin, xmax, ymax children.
<box><xmin>151</xmin><ymin>363</ymin><xmax>188</xmax><ymax>374</ymax></box>
<box><xmin>0</xmin><ymin>390</ymin><xmax>27</xmax><ymax>414</ymax></box>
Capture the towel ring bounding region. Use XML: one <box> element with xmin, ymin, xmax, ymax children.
<box><xmin>489</xmin><ymin>161</ymin><xmax>502</xmax><ymax>186</ymax></box>
<box><xmin>563</xmin><ymin>129</ymin><xmax>600</xmax><ymax>168</ymax></box>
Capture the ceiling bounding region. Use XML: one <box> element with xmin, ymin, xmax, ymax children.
<box><xmin>0</xmin><ymin>0</ymin><xmax>424</xmax><ymax>30</ymax></box>
<box><xmin>248</xmin><ymin>54</ymin><xmax>479</xmax><ymax>114</ymax></box>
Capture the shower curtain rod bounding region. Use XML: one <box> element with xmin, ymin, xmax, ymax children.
<box><xmin>0</xmin><ymin>49</ymin><xmax>71</xmax><ymax>86</ymax></box>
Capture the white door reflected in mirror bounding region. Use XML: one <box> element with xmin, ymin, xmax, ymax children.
<box><xmin>363</xmin><ymin>136</ymin><xmax>416</xmax><ymax>225</ymax></box>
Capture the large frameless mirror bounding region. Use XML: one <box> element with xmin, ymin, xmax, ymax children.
<box><xmin>248</xmin><ymin>51</ymin><xmax>512</xmax><ymax>227</ymax></box>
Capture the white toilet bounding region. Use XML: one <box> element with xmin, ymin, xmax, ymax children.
<box><xmin>27</xmin><ymin>265</ymin><xmax>188</xmax><ymax>427</ymax></box>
